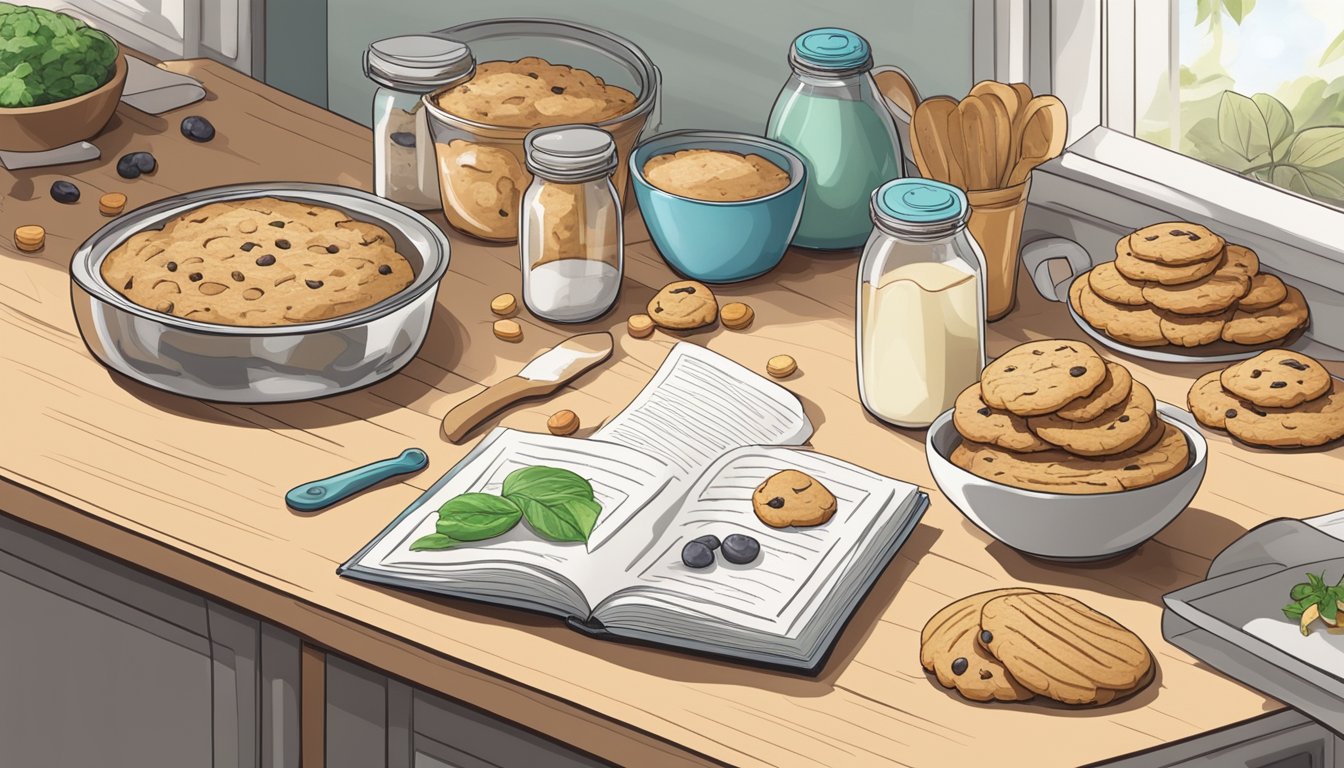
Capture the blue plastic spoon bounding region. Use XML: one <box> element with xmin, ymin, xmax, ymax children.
<box><xmin>285</xmin><ymin>448</ymin><xmax>429</xmax><ymax>512</ymax></box>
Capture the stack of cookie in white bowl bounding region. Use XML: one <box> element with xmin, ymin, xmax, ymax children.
<box><xmin>950</xmin><ymin>340</ymin><xmax>1191</xmax><ymax>493</ymax></box>
<box><xmin>1071</xmin><ymin>222</ymin><xmax>1309</xmax><ymax>349</ymax></box>
<box><xmin>1188</xmin><ymin>349</ymin><xmax>1344</xmax><ymax>448</ymax></box>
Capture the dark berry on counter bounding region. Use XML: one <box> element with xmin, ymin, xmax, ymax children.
<box><xmin>721</xmin><ymin>534</ymin><xmax>759</xmax><ymax>565</ymax></box>
<box><xmin>50</xmin><ymin>180</ymin><xmax>80</xmax><ymax>203</ymax></box>
<box><xmin>681</xmin><ymin>540</ymin><xmax>714</xmax><ymax>569</ymax></box>
<box><xmin>692</xmin><ymin>534</ymin><xmax>721</xmax><ymax>550</ymax></box>
<box><xmin>116</xmin><ymin>151</ymin><xmax>156</xmax><ymax>179</ymax></box>
<box><xmin>390</xmin><ymin>132</ymin><xmax>416</xmax><ymax>147</ymax></box>
<box><xmin>181</xmin><ymin>115</ymin><xmax>216</xmax><ymax>142</ymax></box>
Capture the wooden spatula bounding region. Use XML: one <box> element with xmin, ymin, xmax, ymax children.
<box><xmin>1006</xmin><ymin>95</ymin><xmax>1068</xmax><ymax>186</ymax></box>
<box><xmin>969</xmin><ymin>82</ymin><xmax>1019</xmax><ymax>185</ymax></box>
<box><xmin>441</xmin><ymin>332</ymin><xmax>613</xmax><ymax>444</ymax></box>
<box><xmin>874</xmin><ymin>67</ymin><xmax>921</xmax><ymax>118</ymax></box>
<box><xmin>911</xmin><ymin>96</ymin><xmax>960</xmax><ymax>185</ymax></box>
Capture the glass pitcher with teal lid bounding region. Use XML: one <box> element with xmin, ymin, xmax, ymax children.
<box><xmin>766</xmin><ymin>28</ymin><xmax>904</xmax><ymax>250</ymax></box>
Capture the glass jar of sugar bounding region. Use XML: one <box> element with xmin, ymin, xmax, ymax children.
<box><xmin>520</xmin><ymin>125</ymin><xmax>623</xmax><ymax>323</ymax></box>
<box><xmin>364</xmin><ymin>35</ymin><xmax>474</xmax><ymax>210</ymax></box>
<box><xmin>857</xmin><ymin>178</ymin><xmax>986</xmax><ymax>428</ymax></box>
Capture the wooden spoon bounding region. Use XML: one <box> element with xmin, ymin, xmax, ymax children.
<box><xmin>874</xmin><ymin>68</ymin><xmax>921</xmax><ymax>119</ymax></box>
<box><xmin>911</xmin><ymin>96</ymin><xmax>960</xmax><ymax>185</ymax></box>
<box><xmin>943</xmin><ymin>98</ymin><xmax>971</xmax><ymax>189</ymax></box>
<box><xmin>970</xmin><ymin>82</ymin><xmax>1020</xmax><ymax>185</ymax></box>
<box><xmin>1006</xmin><ymin>95</ymin><xmax>1068</xmax><ymax>186</ymax></box>
<box><xmin>958</xmin><ymin>95</ymin><xmax>1002</xmax><ymax>190</ymax></box>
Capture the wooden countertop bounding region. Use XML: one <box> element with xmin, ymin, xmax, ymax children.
<box><xmin>2</xmin><ymin>58</ymin><xmax>1340</xmax><ymax>768</ymax></box>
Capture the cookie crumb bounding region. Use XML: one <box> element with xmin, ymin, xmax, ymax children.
<box><xmin>14</xmin><ymin>225</ymin><xmax>45</xmax><ymax>252</ymax></box>
<box><xmin>99</xmin><ymin>192</ymin><xmax>128</xmax><ymax>217</ymax></box>
<box><xmin>493</xmin><ymin>319</ymin><xmax>523</xmax><ymax>342</ymax></box>
<box><xmin>627</xmin><ymin>313</ymin><xmax>655</xmax><ymax>338</ymax></box>
<box><xmin>490</xmin><ymin>293</ymin><xmax>517</xmax><ymax>316</ymax></box>
<box><xmin>547</xmin><ymin>409</ymin><xmax>579</xmax><ymax>436</ymax></box>
<box><xmin>721</xmin><ymin>302</ymin><xmax>755</xmax><ymax>330</ymax></box>
<box><xmin>766</xmin><ymin>354</ymin><xmax>797</xmax><ymax>378</ymax></box>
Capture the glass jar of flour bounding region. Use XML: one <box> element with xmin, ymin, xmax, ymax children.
<box><xmin>857</xmin><ymin>178</ymin><xmax>986</xmax><ymax>428</ymax></box>
<box><xmin>364</xmin><ymin>35</ymin><xmax>474</xmax><ymax>210</ymax></box>
<box><xmin>520</xmin><ymin>125</ymin><xmax>623</xmax><ymax>323</ymax></box>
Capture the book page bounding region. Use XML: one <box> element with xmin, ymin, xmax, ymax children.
<box><xmin>595</xmin><ymin>447</ymin><xmax>912</xmax><ymax>640</ymax></box>
<box><xmin>595</xmin><ymin>343</ymin><xmax>813</xmax><ymax>478</ymax></box>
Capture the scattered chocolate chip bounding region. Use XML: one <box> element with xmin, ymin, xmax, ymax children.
<box><xmin>1188</xmin><ymin>233</ymin><xmax>1201</xmax><ymax>240</ymax></box>
<box><xmin>1169</xmin><ymin>229</ymin><xmax>1186</xmax><ymax>236</ymax></box>
<box><xmin>240</xmin><ymin>242</ymin><xmax>258</xmax><ymax>251</ymax></box>
<box><xmin>498</xmin><ymin>208</ymin><xmax>508</xmax><ymax>217</ymax></box>
<box><xmin>1249</xmin><ymin>405</ymin><xmax>1269</xmax><ymax>417</ymax></box>
<box><xmin>526</xmin><ymin>72</ymin><xmax>538</xmax><ymax>78</ymax></box>
<box><xmin>979</xmin><ymin>670</ymin><xmax>993</xmax><ymax>680</ymax></box>
<box><xmin>1250</xmin><ymin>370</ymin><xmax>1262</xmax><ymax>378</ymax></box>
<box><xmin>255</xmin><ymin>254</ymin><xmax>276</xmax><ymax>266</ymax></box>
<box><xmin>766</xmin><ymin>497</ymin><xmax>785</xmax><ymax>509</ymax></box>
<box><xmin>1069</xmin><ymin>366</ymin><xmax>1087</xmax><ymax>377</ymax></box>
<box><xmin>389</xmin><ymin>132</ymin><xmax>416</xmax><ymax>147</ymax></box>
<box><xmin>681</xmin><ymin>540</ymin><xmax>713</xmax><ymax>569</ymax></box>
<box><xmin>1124</xmin><ymin>464</ymin><xmax>1140</xmax><ymax>471</ymax></box>
<box><xmin>231</xmin><ymin>270</ymin><xmax>245</xmax><ymax>282</ymax></box>
<box><xmin>1226</xmin><ymin>408</ymin><xmax>1238</xmax><ymax>419</ymax></box>
<box><xmin>980</xmin><ymin>630</ymin><xmax>993</xmax><ymax>644</ymax></box>
<box><xmin>269</xmin><ymin>220</ymin><xmax>285</xmax><ymax>228</ymax></box>
<box><xmin>1144</xmin><ymin>234</ymin><xmax>1159</xmax><ymax>241</ymax></box>
<box><xmin>326</xmin><ymin>244</ymin><xmax>340</xmax><ymax>253</ymax></box>
<box><xmin>305</xmin><ymin>279</ymin><xmax>324</xmax><ymax>289</ymax></box>
<box><xmin>951</xmin><ymin>658</ymin><xmax>968</xmax><ymax>676</ymax></box>
<box><xmin>188</xmin><ymin>272</ymin><xmax>203</xmax><ymax>282</ymax></box>
<box><xmin>1118</xmin><ymin>415</ymin><xmax>1130</xmax><ymax>422</ymax></box>
<box><xmin>165</xmin><ymin>261</ymin><xmax>177</xmax><ymax>272</ymax></box>
<box><xmin>692</xmin><ymin>534</ymin><xmax>721</xmax><ymax>550</ymax></box>
<box><xmin>721</xmin><ymin>534</ymin><xmax>760</xmax><ymax>564</ymax></box>
<box><xmin>983</xmin><ymin>457</ymin><xmax>995</xmax><ymax>463</ymax></box>
<box><xmin>123</xmin><ymin>278</ymin><xmax>133</xmax><ymax>290</ymax></box>
<box><xmin>1271</xmin><ymin>381</ymin><xmax>1287</xmax><ymax>388</ymax></box>
<box><xmin>1034</xmin><ymin>349</ymin><xmax>1046</xmax><ymax>355</ymax></box>
<box><xmin>275</xmin><ymin>239</ymin><xmax>290</xmax><ymax>249</ymax></box>
<box><xmin>670</xmin><ymin>286</ymin><xmax>697</xmax><ymax>294</ymax></box>
<box><xmin>976</xmin><ymin>407</ymin><xmax>992</xmax><ymax>416</ymax></box>
<box><xmin>180</xmin><ymin>115</ymin><xmax>215</xmax><ymax>142</ymax></box>
<box><xmin>1004</xmin><ymin>365</ymin><xmax>1016</xmax><ymax>372</ymax></box>
<box><xmin>550</xmin><ymin>85</ymin><xmax>565</xmax><ymax>94</ymax></box>
<box><xmin>50</xmin><ymin>180</ymin><xmax>80</xmax><ymax>203</ymax></box>
<box><xmin>378</xmin><ymin>264</ymin><xmax>392</xmax><ymax>275</ymax></box>
<box><xmin>1281</xmin><ymin>359</ymin><xmax>1310</xmax><ymax>371</ymax></box>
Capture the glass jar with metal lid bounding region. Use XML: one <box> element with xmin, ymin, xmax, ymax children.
<box><xmin>520</xmin><ymin>125</ymin><xmax>623</xmax><ymax>323</ymax></box>
<box><xmin>766</xmin><ymin>27</ymin><xmax>904</xmax><ymax>251</ymax></box>
<box><xmin>857</xmin><ymin>178</ymin><xmax>987</xmax><ymax>428</ymax></box>
<box><xmin>363</xmin><ymin>35</ymin><xmax>474</xmax><ymax>210</ymax></box>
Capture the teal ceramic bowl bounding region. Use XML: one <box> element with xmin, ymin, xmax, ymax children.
<box><xmin>630</xmin><ymin>131</ymin><xmax>806</xmax><ymax>283</ymax></box>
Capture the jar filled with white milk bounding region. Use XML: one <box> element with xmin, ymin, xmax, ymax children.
<box><xmin>857</xmin><ymin>178</ymin><xmax>986</xmax><ymax>428</ymax></box>
<box><xmin>520</xmin><ymin>125</ymin><xmax>624</xmax><ymax>323</ymax></box>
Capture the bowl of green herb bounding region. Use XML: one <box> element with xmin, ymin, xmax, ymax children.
<box><xmin>0</xmin><ymin>3</ymin><xmax>126</xmax><ymax>152</ymax></box>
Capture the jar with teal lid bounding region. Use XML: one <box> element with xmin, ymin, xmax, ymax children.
<box><xmin>766</xmin><ymin>28</ymin><xmax>904</xmax><ymax>250</ymax></box>
<box><xmin>857</xmin><ymin>178</ymin><xmax>986</xmax><ymax>428</ymax></box>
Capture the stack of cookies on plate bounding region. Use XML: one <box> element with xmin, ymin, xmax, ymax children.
<box><xmin>950</xmin><ymin>340</ymin><xmax>1190</xmax><ymax>493</ymax></box>
<box><xmin>921</xmin><ymin>587</ymin><xmax>1154</xmax><ymax>706</ymax></box>
<box><xmin>1188</xmin><ymin>350</ymin><xmax>1344</xmax><ymax>448</ymax></box>
<box><xmin>1071</xmin><ymin>222</ymin><xmax>1309</xmax><ymax>349</ymax></box>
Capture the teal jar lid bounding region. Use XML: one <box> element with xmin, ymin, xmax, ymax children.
<box><xmin>872</xmin><ymin>178</ymin><xmax>969</xmax><ymax>234</ymax></box>
<box><xmin>790</xmin><ymin>28</ymin><xmax>872</xmax><ymax>74</ymax></box>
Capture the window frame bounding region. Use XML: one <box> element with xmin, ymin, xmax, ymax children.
<box><xmin>974</xmin><ymin>0</ymin><xmax>1344</xmax><ymax>317</ymax></box>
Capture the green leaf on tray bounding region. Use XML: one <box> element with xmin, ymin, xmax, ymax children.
<box><xmin>1218</xmin><ymin>90</ymin><xmax>1271</xmax><ymax>162</ymax></box>
<box><xmin>435</xmin><ymin>493</ymin><xmax>523</xmax><ymax>541</ymax></box>
<box><xmin>410</xmin><ymin>533</ymin><xmax>460</xmax><ymax>551</ymax></box>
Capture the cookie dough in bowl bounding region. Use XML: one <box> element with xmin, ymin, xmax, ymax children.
<box><xmin>70</xmin><ymin>183</ymin><xmax>450</xmax><ymax>403</ymax></box>
<box><xmin>421</xmin><ymin>20</ymin><xmax>659</xmax><ymax>242</ymax></box>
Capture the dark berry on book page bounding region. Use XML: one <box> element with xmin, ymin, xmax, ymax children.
<box><xmin>681</xmin><ymin>540</ymin><xmax>714</xmax><ymax>569</ymax></box>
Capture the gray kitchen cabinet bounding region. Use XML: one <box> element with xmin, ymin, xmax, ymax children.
<box><xmin>1101</xmin><ymin>710</ymin><xmax>1342</xmax><ymax>768</ymax></box>
<box><xmin>0</xmin><ymin>512</ymin><xmax>301</xmax><ymax>768</ymax></box>
<box><xmin>324</xmin><ymin>654</ymin><xmax>610</xmax><ymax>768</ymax></box>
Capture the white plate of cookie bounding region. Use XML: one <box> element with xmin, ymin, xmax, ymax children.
<box><xmin>1067</xmin><ymin>222</ymin><xmax>1312</xmax><ymax>363</ymax></box>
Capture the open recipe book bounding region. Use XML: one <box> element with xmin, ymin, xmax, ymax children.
<box><xmin>341</xmin><ymin>344</ymin><xmax>928</xmax><ymax>672</ymax></box>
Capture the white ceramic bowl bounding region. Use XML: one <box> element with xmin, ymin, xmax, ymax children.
<box><xmin>925</xmin><ymin>402</ymin><xmax>1208</xmax><ymax>561</ymax></box>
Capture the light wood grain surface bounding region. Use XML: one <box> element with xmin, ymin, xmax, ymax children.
<box><xmin>3</xmin><ymin>58</ymin><xmax>1341</xmax><ymax>768</ymax></box>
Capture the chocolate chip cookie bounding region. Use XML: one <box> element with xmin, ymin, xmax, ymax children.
<box><xmin>1221</xmin><ymin>350</ymin><xmax>1332</xmax><ymax>408</ymax></box>
<box><xmin>1188</xmin><ymin>370</ymin><xmax>1246</xmax><ymax>430</ymax></box>
<box><xmin>951</xmin><ymin>422</ymin><xmax>1190</xmax><ymax>494</ymax></box>
<box><xmin>752</xmin><ymin>470</ymin><xmax>837</xmax><ymax>528</ymax></box>
<box><xmin>1129</xmin><ymin>222</ymin><xmax>1225</xmax><ymax>266</ymax></box>
<box><xmin>648</xmin><ymin>280</ymin><xmax>719</xmax><ymax>330</ymax></box>
<box><xmin>1114</xmin><ymin>240</ymin><xmax>1221</xmax><ymax>285</ymax></box>
<box><xmin>1222</xmin><ymin>243</ymin><xmax>1261</xmax><ymax>277</ymax></box>
<box><xmin>1221</xmin><ymin>286</ymin><xmax>1310</xmax><ymax>345</ymax></box>
<box><xmin>952</xmin><ymin>384</ymin><xmax>1052</xmax><ymax>453</ymax></box>
<box><xmin>920</xmin><ymin>589</ymin><xmax>1037</xmax><ymax>703</ymax></box>
<box><xmin>1158</xmin><ymin>309</ymin><xmax>1233</xmax><ymax>347</ymax></box>
<box><xmin>1054</xmin><ymin>361</ymin><xmax>1133</xmax><ymax>422</ymax></box>
<box><xmin>978</xmin><ymin>592</ymin><xmax>1155</xmax><ymax>706</ymax></box>
<box><xmin>1239</xmin><ymin>273</ymin><xmax>1288</xmax><ymax>311</ymax></box>
<box><xmin>1224</xmin><ymin>379</ymin><xmax>1344</xmax><ymax>448</ymax></box>
<box><xmin>433</xmin><ymin>57</ymin><xmax>636</xmax><ymax>129</ymax></box>
<box><xmin>1028</xmin><ymin>380</ymin><xmax>1157</xmax><ymax>456</ymax></box>
<box><xmin>980</xmin><ymin>340</ymin><xmax>1106</xmax><ymax>417</ymax></box>
<box><xmin>1088</xmin><ymin>261</ymin><xmax>1148</xmax><ymax>306</ymax></box>
<box><xmin>1070</xmin><ymin>277</ymin><xmax>1166</xmax><ymax>347</ymax></box>
<box><xmin>1141</xmin><ymin>259</ymin><xmax>1250</xmax><ymax>315</ymax></box>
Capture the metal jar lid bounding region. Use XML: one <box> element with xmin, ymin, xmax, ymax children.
<box><xmin>871</xmin><ymin>178</ymin><xmax>969</xmax><ymax>238</ymax></box>
<box><xmin>524</xmin><ymin>126</ymin><xmax>619</xmax><ymax>183</ymax></box>
<box><xmin>363</xmin><ymin>35</ymin><xmax>475</xmax><ymax>92</ymax></box>
<box><xmin>788</xmin><ymin>28</ymin><xmax>874</xmax><ymax>78</ymax></box>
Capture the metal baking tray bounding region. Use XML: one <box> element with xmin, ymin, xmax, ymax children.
<box><xmin>70</xmin><ymin>182</ymin><xmax>451</xmax><ymax>403</ymax></box>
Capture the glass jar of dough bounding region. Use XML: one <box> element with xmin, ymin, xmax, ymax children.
<box><xmin>857</xmin><ymin>178</ymin><xmax>987</xmax><ymax>428</ymax></box>
<box><xmin>766</xmin><ymin>27</ymin><xmax>904</xmax><ymax>251</ymax></box>
<box><xmin>364</xmin><ymin>35</ymin><xmax>474</xmax><ymax>210</ymax></box>
<box><xmin>520</xmin><ymin>125</ymin><xmax>623</xmax><ymax>323</ymax></box>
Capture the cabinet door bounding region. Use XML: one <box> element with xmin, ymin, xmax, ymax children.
<box><xmin>0</xmin><ymin>512</ymin><xmax>299</xmax><ymax>768</ymax></box>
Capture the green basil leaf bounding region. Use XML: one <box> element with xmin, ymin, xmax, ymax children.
<box><xmin>410</xmin><ymin>533</ymin><xmax>459</xmax><ymax>551</ymax></box>
<box><xmin>502</xmin><ymin>466</ymin><xmax>595</xmax><ymax>504</ymax></box>
<box><xmin>515</xmin><ymin>496</ymin><xmax>602</xmax><ymax>543</ymax></box>
<box><xmin>1291</xmin><ymin>583</ymin><xmax>1316</xmax><ymax>601</ymax></box>
<box><xmin>435</xmin><ymin>493</ymin><xmax>522</xmax><ymax>541</ymax></box>
<box><xmin>1322</xmin><ymin>599</ymin><xmax>1339</xmax><ymax>623</ymax></box>
<box><xmin>1309</xmin><ymin>572</ymin><xmax>1326</xmax><ymax>590</ymax></box>
<box><xmin>1284</xmin><ymin>603</ymin><xmax>1306</xmax><ymax>621</ymax></box>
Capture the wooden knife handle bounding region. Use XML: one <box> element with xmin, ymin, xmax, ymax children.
<box><xmin>440</xmin><ymin>377</ymin><xmax>558</xmax><ymax>444</ymax></box>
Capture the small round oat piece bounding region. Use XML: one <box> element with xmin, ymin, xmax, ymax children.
<box><xmin>979</xmin><ymin>339</ymin><xmax>1106</xmax><ymax>417</ymax></box>
<box><xmin>627</xmin><ymin>313</ymin><xmax>655</xmax><ymax>338</ymax></box>
<box><xmin>99</xmin><ymin>192</ymin><xmax>128</xmax><ymax>217</ymax></box>
<box><xmin>1220</xmin><ymin>350</ymin><xmax>1331</xmax><ymax>408</ymax></box>
<box><xmin>490</xmin><ymin>293</ymin><xmax>517</xmax><ymax>316</ymax></box>
<box><xmin>952</xmin><ymin>384</ymin><xmax>1052</xmax><ymax>453</ymax></box>
<box><xmin>720</xmin><ymin>302</ymin><xmax>755</xmax><ymax>330</ymax></box>
<box><xmin>492</xmin><ymin>319</ymin><xmax>523</xmax><ymax>342</ymax></box>
<box><xmin>1088</xmin><ymin>262</ymin><xmax>1147</xmax><ymax>306</ymax></box>
<box><xmin>1128</xmin><ymin>222</ymin><xmax>1225</xmax><ymax>265</ymax></box>
<box><xmin>547</xmin><ymin>409</ymin><xmax>580</xmax><ymax>436</ymax></box>
<box><xmin>1187</xmin><ymin>370</ymin><xmax>1246</xmax><ymax>430</ymax></box>
<box><xmin>14</xmin><ymin>225</ymin><xmax>45</xmax><ymax>252</ymax></box>
<box><xmin>1054</xmin><ymin>361</ymin><xmax>1134</xmax><ymax>423</ymax></box>
<box><xmin>766</xmin><ymin>354</ymin><xmax>797</xmax><ymax>378</ymax></box>
<box><xmin>1238</xmin><ymin>273</ymin><xmax>1288</xmax><ymax>312</ymax></box>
